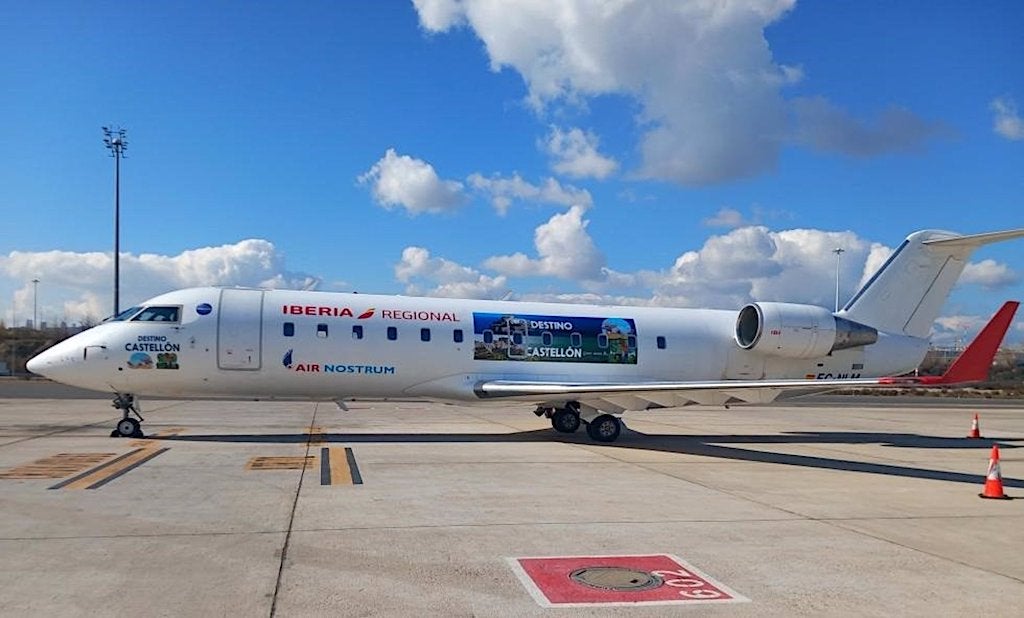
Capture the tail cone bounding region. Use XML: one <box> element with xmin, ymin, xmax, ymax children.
<box><xmin>967</xmin><ymin>413</ymin><xmax>982</xmax><ymax>439</ymax></box>
<box><xmin>979</xmin><ymin>444</ymin><xmax>1010</xmax><ymax>500</ymax></box>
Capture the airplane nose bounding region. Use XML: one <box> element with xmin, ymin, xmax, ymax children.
<box><xmin>26</xmin><ymin>347</ymin><xmax>56</xmax><ymax>377</ymax></box>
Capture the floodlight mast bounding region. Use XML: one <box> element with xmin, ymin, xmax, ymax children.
<box><xmin>102</xmin><ymin>126</ymin><xmax>127</xmax><ymax>316</ymax></box>
<box><xmin>832</xmin><ymin>247</ymin><xmax>845</xmax><ymax>312</ymax></box>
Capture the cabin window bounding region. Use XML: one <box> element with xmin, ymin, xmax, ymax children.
<box><xmin>512</xmin><ymin>332</ymin><xmax>524</xmax><ymax>345</ymax></box>
<box><xmin>542</xmin><ymin>332</ymin><xmax>553</xmax><ymax>346</ymax></box>
<box><xmin>317</xmin><ymin>324</ymin><xmax>328</xmax><ymax>338</ymax></box>
<box><xmin>627</xmin><ymin>335</ymin><xmax>637</xmax><ymax>350</ymax></box>
<box><xmin>656</xmin><ymin>336</ymin><xmax>666</xmax><ymax>349</ymax></box>
<box><xmin>352</xmin><ymin>325</ymin><xmax>363</xmax><ymax>340</ymax></box>
<box><xmin>483</xmin><ymin>330</ymin><xmax>493</xmax><ymax>344</ymax></box>
<box><xmin>387</xmin><ymin>326</ymin><xmax>398</xmax><ymax>341</ymax></box>
<box><xmin>570</xmin><ymin>333</ymin><xmax>582</xmax><ymax>347</ymax></box>
<box><xmin>420</xmin><ymin>328</ymin><xmax>431</xmax><ymax>342</ymax></box>
<box><xmin>453</xmin><ymin>329</ymin><xmax>464</xmax><ymax>343</ymax></box>
<box><xmin>597</xmin><ymin>333</ymin><xmax>608</xmax><ymax>348</ymax></box>
<box><xmin>283</xmin><ymin>322</ymin><xmax>295</xmax><ymax>337</ymax></box>
<box><xmin>131</xmin><ymin>306</ymin><xmax>181</xmax><ymax>323</ymax></box>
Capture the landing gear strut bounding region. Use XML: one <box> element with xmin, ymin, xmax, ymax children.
<box><xmin>111</xmin><ymin>393</ymin><xmax>144</xmax><ymax>438</ymax></box>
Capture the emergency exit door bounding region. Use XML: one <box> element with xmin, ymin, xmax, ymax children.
<box><xmin>218</xmin><ymin>288</ymin><xmax>264</xmax><ymax>370</ymax></box>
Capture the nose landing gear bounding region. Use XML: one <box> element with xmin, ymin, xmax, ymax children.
<box><xmin>111</xmin><ymin>393</ymin><xmax>144</xmax><ymax>438</ymax></box>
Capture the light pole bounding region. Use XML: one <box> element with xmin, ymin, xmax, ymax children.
<box><xmin>102</xmin><ymin>126</ymin><xmax>128</xmax><ymax>316</ymax></box>
<box><xmin>32</xmin><ymin>278</ymin><xmax>39</xmax><ymax>330</ymax></box>
<box><xmin>832</xmin><ymin>247</ymin><xmax>845</xmax><ymax>312</ymax></box>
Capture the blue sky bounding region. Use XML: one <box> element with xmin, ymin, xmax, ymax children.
<box><xmin>1</xmin><ymin>1</ymin><xmax>1022</xmax><ymax>344</ymax></box>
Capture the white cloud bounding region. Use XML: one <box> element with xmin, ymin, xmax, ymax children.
<box><xmin>411</xmin><ymin>0</ymin><xmax>465</xmax><ymax>31</ymax></box>
<box><xmin>467</xmin><ymin>173</ymin><xmax>591</xmax><ymax>215</ymax></box>
<box><xmin>1</xmin><ymin>240</ymin><xmax>318</xmax><ymax>325</ymax></box>
<box><xmin>541</xmin><ymin>126</ymin><xmax>618</xmax><ymax>179</ymax></box>
<box><xmin>703</xmin><ymin>207</ymin><xmax>748</xmax><ymax>229</ymax></box>
<box><xmin>792</xmin><ymin>97</ymin><xmax>949</xmax><ymax>157</ymax></box>
<box><xmin>394</xmin><ymin>246</ymin><xmax>507</xmax><ymax>298</ymax></box>
<box><xmin>991</xmin><ymin>96</ymin><xmax>1024</xmax><ymax>141</ymax></box>
<box><xmin>960</xmin><ymin>259</ymin><xmax>1018</xmax><ymax>289</ymax></box>
<box><xmin>413</xmin><ymin>1</ymin><xmax>946</xmax><ymax>185</ymax></box>
<box><xmin>484</xmin><ymin>205</ymin><xmax>605</xmax><ymax>280</ymax></box>
<box><xmin>358</xmin><ymin>149</ymin><xmax>467</xmax><ymax>214</ymax></box>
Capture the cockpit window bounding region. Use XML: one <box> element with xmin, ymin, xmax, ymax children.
<box><xmin>131</xmin><ymin>306</ymin><xmax>181</xmax><ymax>323</ymax></box>
<box><xmin>108</xmin><ymin>306</ymin><xmax>143</xmax><ymax>322</ymax></box>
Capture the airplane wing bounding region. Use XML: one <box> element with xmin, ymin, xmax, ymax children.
<box><xmin>474</xmin><ymin>301</ymin><xmax>1019</xmax><ymax>411</ymax></box>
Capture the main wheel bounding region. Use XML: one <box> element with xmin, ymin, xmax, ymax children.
<box><xmin>586</xmin><ymin>414</ymin><xmax>621</xmax><ymax>443</ymax></box>
<box><xmin>551</xmin><ymin>408</ymin><xmax>581</xmax><ymax>433</ymax></box>
<box><xmin>116</xmin><ymin>417</ymin><xmax>142</xmax><ymax>438</ymax></box>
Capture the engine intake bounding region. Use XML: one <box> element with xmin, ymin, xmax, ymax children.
<box><xmin>735</xmin><ymin>302</ymin><xmax>878</xmax><ymax>359</ymax></box>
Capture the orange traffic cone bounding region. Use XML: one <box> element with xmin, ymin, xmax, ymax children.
<box><xmin>979</xmin><ymin>444</ymin><xmax>1010</xmax><ymax>500</ymax></box>
<box><xmin>967</xmin><ymin>413</ymin><xmax>982</xmax><ymax>439</ymax></box>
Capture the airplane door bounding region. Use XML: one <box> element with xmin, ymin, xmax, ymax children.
<box><xmin>218</xmin><ymin>289</ymin><xmax>263</xmax><ymax>370</ymax></box>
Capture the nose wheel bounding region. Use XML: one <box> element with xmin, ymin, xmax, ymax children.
<box><xmin>111</xmin><ymin>394</ymin><xmax>144</xmax><ymax>438</ymax></box>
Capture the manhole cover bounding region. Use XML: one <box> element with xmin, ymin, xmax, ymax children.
<box><xmin>569</xmin><ymin>566</ymin><xmax>663</xmax><ymax>592</ymax></box>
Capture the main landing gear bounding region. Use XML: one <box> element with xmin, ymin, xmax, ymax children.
<box><xmin>536</xmin><ymin>402</ymin><xmax>622</xmax><ymax>443</ymax></box>
<box><xmin>111</xmin><ymin>393</ymin><xmax>144</xmax><ymax>438</ymax></box>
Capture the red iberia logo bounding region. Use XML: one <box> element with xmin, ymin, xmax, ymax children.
<box><xmin>282</xmin><ymin>305</ymin><xmax>376</xmax><ymax>319</ymax></box>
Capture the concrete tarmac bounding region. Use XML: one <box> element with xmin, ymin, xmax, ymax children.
<box><xmin>1</xmin><ymin>384</ymin><xmax>1023</xmax><ymax>616</ymax></box>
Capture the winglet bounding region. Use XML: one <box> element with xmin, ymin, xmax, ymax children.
<box><xmin>881</xmin><ymin>301</ymin><xmax>1019</xmax><ymax>386</ymax></box>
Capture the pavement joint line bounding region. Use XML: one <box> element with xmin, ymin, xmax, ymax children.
<box><xmin>268</xmin><ymin>402</ymin><xmax>319</xmax><ymax>618</ymax></box>
<box><xmin>824</xmin><ymin>518</ymin><xmax>1024</xmax><ymax>586</ymax></box>
<box><xmin>2</xmin><ymin>513</ymin><xmax>1021</xmax><ymax>543</ymax></box>
<box><xmin>0</xmin><ymin>417</ymin><xmax>123</xmax><ymax>449</ymax></box>
<box><xmin>577</xmin><ymin>444</ymin><xmax>816</xmax><ymax>522</ymax></box>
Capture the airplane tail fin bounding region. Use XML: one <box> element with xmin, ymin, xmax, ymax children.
<box><xmin>837</xmin><ymin>229</ymin><xmax>1024</xmax><ymax>338</ymax></box>
<box><xmin>881</xmin><ymin>301</ymin><xmax>1019</xmax><ymax>385</ymax></box>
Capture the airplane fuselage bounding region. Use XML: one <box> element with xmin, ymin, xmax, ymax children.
<box><xmin>30</xmin><ymin>287</ymin><xmax>927</xmax><ymax>404</ymax></box>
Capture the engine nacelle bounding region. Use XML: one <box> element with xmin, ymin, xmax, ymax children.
<box><xmin>735</xmin><ymin>302</ymin><xmax>878</xmax><ymax>359</ymax></box>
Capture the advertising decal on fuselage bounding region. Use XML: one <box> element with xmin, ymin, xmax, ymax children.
<box><xmin>472</xmin><ymin>313</ymin><xmax>637</xmax><ymax>364</ymax></box>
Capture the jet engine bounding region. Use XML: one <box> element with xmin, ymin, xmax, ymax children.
<box><xmin>735</xmin><ymin>302</ymin><xmax>878</xmax><ymax>359</ymax></box>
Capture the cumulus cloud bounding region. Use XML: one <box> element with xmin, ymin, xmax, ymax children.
<box><xmin>1</xmin><ymin>240</ymin><xmax>319</xmax><ymax>325</ymax></box>
<box><xmin>792</xmin><ymin>97</ymin><xmax>949</xmax><ymax>157</ymax></box>
<box><xmin>413</xmin><ymin>1</ymin><xmax>946</xmax><ymax>185</ymax></box>
<box><xmin>394</xmin><ymin>246</ymin><xmax>507</xmax><ymax>298</ymax></box>
<box><xmin>541</xmin><ymin>126</ymin><xmax>618</xmax><ymax>179</ymax></box>
<box><xmin>484</xmin><ymin>205</ymin><xmax>606</xmax><ymax>280</ymax></box>
<box><xmin>467</xmin><ymin>173</ymin><xmax>592</xmax><ymax>215</ymax></box>
<box><xmin>703</xmin><ymin>207</ymin><xmax>748</xmax><ymax>229</ymax></box>
<box><xmin>960</xmin><ymin>259</ymin><xmax>1018</xmax><ymax>289</ymax></box>
<box><xmin>991</xmin><ymin>96</ymin><xmax>1024</xmax><ymax>141</ymax></box>
<box><xmin>358</xmin><ymin>149</ymin><xmax>467</xmax><ymax>214</ymax></box>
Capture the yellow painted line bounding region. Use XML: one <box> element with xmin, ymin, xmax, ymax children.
<box><xmin>320</xmin><ymin>447</ymin><xmax>362</xmax><ymax>486</ymax></box>
<box><xmin>246</xmin><ymin>456</ymin><xmax>315</xmax><ymax>471</ymax></box>
<box><xmin>326</xmin><ymin>447</ymin><xmax>351</xmax><ymax>485</ymax></box>
<box><xmin>0</xmin><ymin>453</ymin><xmax>115</xmax><ymax>479</ymax></box>
<box><xmin>50</xmin><ymin>448</ymin><xmax>169</xmax><ymax>490</ymax></box>
<box><xmin>129</xmin><ymin>427</ymin><xmax>185</xmax><ymax>447</ymax></box>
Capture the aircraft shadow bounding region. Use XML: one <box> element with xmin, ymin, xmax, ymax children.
<box><xmin>160</xmin><ymin>429</ymin><xmax>1024</xmax><ymax>490</ymax></box>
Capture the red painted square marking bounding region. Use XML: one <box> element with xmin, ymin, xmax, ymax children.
<box><xmin>508</xmin><ymin>553</ymin><xmax>748</xmax><ymax>607</ymax></box>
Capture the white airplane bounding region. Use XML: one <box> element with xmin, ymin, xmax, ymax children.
<box><xmin>26</xmin><ymin>228</ymin><xmax>1024</xmax><ymax>442</ymax></box>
